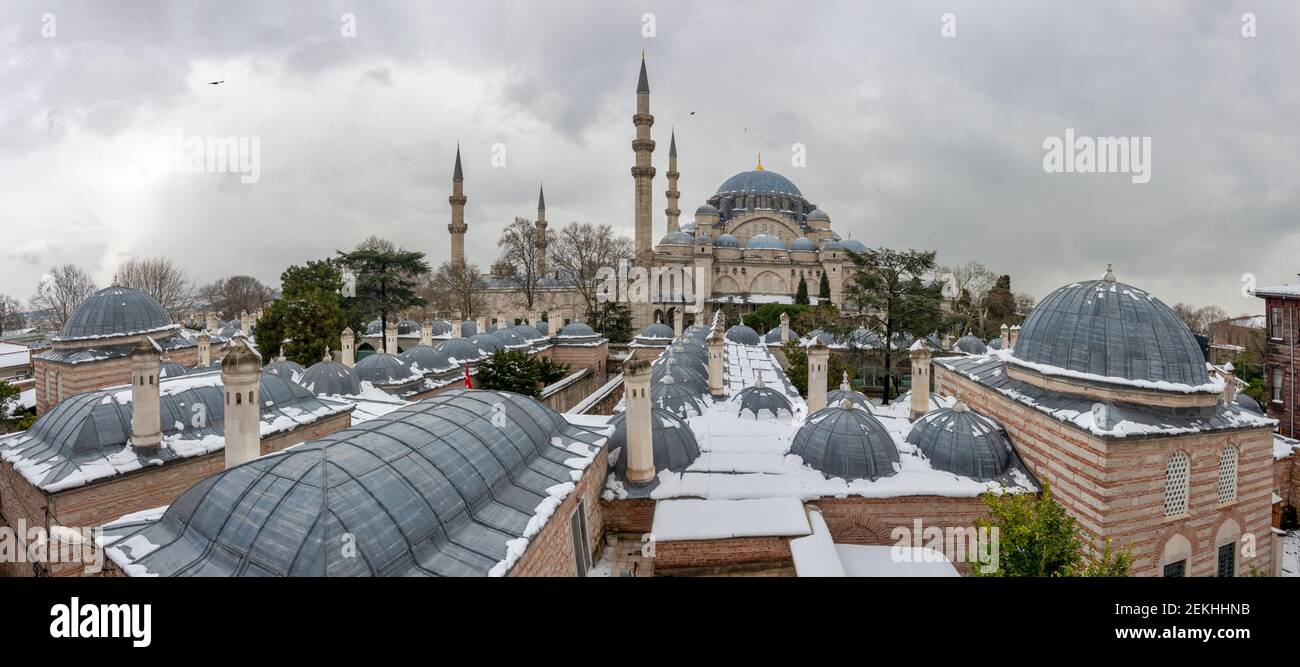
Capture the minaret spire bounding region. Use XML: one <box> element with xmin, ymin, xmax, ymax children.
<box><xmin>665</xmin><ymin>128</ymin><xmax>680</xmax><ymax>234</ymax></box>
<box><xmin>448</xmin><ymin>144</ymin><xmax>468</xmax><ymax>265</ymax></box>
<box><xmin>535</xmin><ymin>182</ymin><xmax>548</xmax><ymax>278</ymax></box>
<box><xmin>631</xmin><ymin>53</ymin><xmax>656</xmax><ymax>278</ymax></box>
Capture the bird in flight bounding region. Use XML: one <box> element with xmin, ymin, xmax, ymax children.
<box><xmin>207</xmin><ymin>80</ymin><xmax>224</xmax><ymax>85</ymax></box>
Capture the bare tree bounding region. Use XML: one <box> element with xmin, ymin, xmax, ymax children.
<box><xmin>113</xmin><ymin>257</ymin><xmax>191</xmax><ymax>321</ymax></box>
<box><xmin>937</xmin><ymin>261</ymin><xmax>996</xmax><ymax>335</ymax></box>
<box><xmin>549</xmin><ymin>222</ymin><xmax>633</xmax><ymax>315</ymax></box>
<box><xmin>425</xmin><ymin>261</ymin><xmax>486</xmax><ymax>320</ymax></box>
<box><xmin>355</xmin><ymin>235</ymin><xmax>397</xmax><ymax>253</ymax></box>
<box><xmin>496</xmin><ymin>217</ymin><xmax>542</xmax><ymax>310</ymax></box>
<box><xmin>1172</xmin><ymin>303</ymin><xmax>1230</xmax><ymax>335</ymax></box>
<box><xmin>0</xmin><ymin>294</ymin><xmax>25</xmax><ymax>336</ymax></box>
<box><xmin>30</xmin><ymin>264</ymin><xmax>98</xmax><ymax>331</ymax></box>
<box><xmin>199</xmin><ymin>275</ymin><xmax>274</xmax><ymax>319</ymax></box>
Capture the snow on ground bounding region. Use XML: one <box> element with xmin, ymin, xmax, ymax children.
<box><xmin>1282</xmin><ymin>531</ymin><xmax>1299</xmax><ymax>578</ymax></box>
<box><xmin>789</xmin><ymin>510</ymin><xmax>845</xmax><ymax>577</ymax></box>
<box><xmin>835</xmin><ymin>544</ymin><xmax>959</xmax><ymax>577</ymax></box>
<box><xmin>651</xmin><ymin>497</ymin><xmax>810</xmax><ymax>541</ymax></box>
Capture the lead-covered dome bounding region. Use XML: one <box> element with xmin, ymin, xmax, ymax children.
<box><xmin>435</xmin><ymin>338</ymin><xmax>482</xmax><ymax>364</ymax></box>
<box><xmin>353</xmin><ymin>352</ymin><xmax>422</xmax><ymax>386</ymax></box>
<box><xmin>725</xmin><ymin>324</ymin><xmax>761</xmax><ymax>345</ymax></box>
<box><xmin>658</xmin><ymin>231</ymin><xmax>695</xmax><ymax>246</ymax></box>
<box><xmin>399</xmin><ymin>345</ymin><xmax>455</xmax><ymax>373</ymax></box>
<box><xmin>840</xmin><ymin>238</ymin><xmax>868</xmax><ymax>254</ymax></box>
<box><xmin>790</xmin><ymin>236</ymin><xmax>817</xmax><ymax>252</ymax></box>
<box><xmin>298</xmin><ymin>359</ymin><xmax>362</xmax><ymax>396</ymax></box>
<box><xmin>790</xmin><ymin>404</ymin><xmax>899</xmax><ymax>481</ymax></box>
<box><xmin>713</xmin><ymin>234</ymin><xmax>740</xmax><ymax>248</ymax></box>
<box><xmin>715</xmin><ymin>169</ymin><xmax>802</xmax><ymax>197</ymax></box>
<box><xmin>650</xmin><ymin>375</ymin><xmax>708</xmax><ymax>418</ymax></box>
<box><xmin>1011</xmin><ymin>277</ymin><xmax>1212</xmax><ymax>390</ymax></box>
<box><xmin>745</xmin><ymin>233</ymin><xmax>786</xmax><ymax>250</ymax></box>
<box><xmin>731</xmin><ymin>379</ymin><xmax>794</xmax><ymax>419</ymax></box>
<box><xmin>954</xmin><ymin>335</ymin><xmax>988</xmax><ymax>355</ymax></box>
<box><xmin>59</xmin><ymin>285</ymin><xmax>175</xmax><ymax>341</ymax></box>
<box><xmin>264</xmin><ymin>358</ymin><xmax>306</xmax><ymax>381</ymax></box>
<box><xmin>557</xmin><ymin>322</ymin><xmax>596</xmax><ymax>338</ymax></box>
<box><xmin>905</xmin><ymin>403</ymin><xmax>1013</xmax><ymax>481</ymax></box>
<box><xmin>695</xmin><ymin>203</ymin><xmax>719</xmax><ymax>216</ymax></box>
<box><xmin>606</xmin><ymin>408</ymin><xmax>700</xmax><ymax>483</ymax></box>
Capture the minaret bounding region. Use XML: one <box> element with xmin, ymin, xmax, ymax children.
<box><xmin>664</xmin><ymin>129</ymin><xmax>680</xmax><ymax>234</ymax></box>
<box><xmin>631</xmin><ymin>53</ymin><xmax>656</xmax><ymax>271</ymax></box>
<box><xmin>448</xmin><ymin>144</ymin><xmax>468</xmax><ymax>266</ymax></box>
<box><xmin>535</xmin><ymin>183</ymin><xmax>548</xmax><ymax>278</ymax></box>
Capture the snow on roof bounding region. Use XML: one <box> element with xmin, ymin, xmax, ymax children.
<box><xmin>1252</xmin><ymin>284</ymin><xmax>1300</xmax><ymax>299</ymax></box>
<box><xmin>1004</xmin><ymin>349</ymin><xmax>1224</xmax><ymax>395</ymax></box>
<box><xmin>651</xmin><ymin>497</ymin><xmax>811</xmax><ymax>541</ymax></box>
<box><xmin>834</xmin><ymin>544</ymin><xmax>959</xmax><ymax>577</ymax></box>
<box><xmin>0</xmin><ymin>341</ymin><xmax>31</xmax><ymax>368</ymax></box>
<box><xmin>1275</xmin><ymin>434</ymin><xmax>1298</xmax><ymax>461</ymax></box>
<box><xmin>790</xmin><ymin>509</ymin><xmax>846</xmax><ymax>576</ymax></box>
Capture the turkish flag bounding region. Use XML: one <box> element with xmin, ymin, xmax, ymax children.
<box><xmin>463</xmin><ymin>365</ymin><xmax>473</xmax><ymax>389</ymax></box>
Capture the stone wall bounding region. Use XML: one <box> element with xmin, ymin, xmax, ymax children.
<box><xmin>508</xmin><ymin>449</ymin><xmax>609</xmax><ymax>577</ymax></box>
<box><xmin>538</xmin><ymin>368</ymin><xmax>597</xmax><ymax>413</ymax></box>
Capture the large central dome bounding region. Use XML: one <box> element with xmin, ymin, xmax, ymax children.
<box><xmin>714</xmin><ymin>168</ymin><xmax>802</xmax><ymax>196</ymax></box>
<box><xmin>59</xmin><ymin>285</ymin><xmax>175</xmax><ymax>341</ymax></box>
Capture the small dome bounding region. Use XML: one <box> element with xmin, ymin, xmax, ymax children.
<box><xmin>1012</xmin><ymin>278</ymin><xmax>1211</xmax><ymax>389</ymax></box>
<box><xmin>847</xmin><ymin>328</ymin><xmax>882</xmax><ymax>349</ymax></box>
<box><xmin>695</xmin><ymin>233</ymin><xmax>711</xmax><ymax>244</ymax></box>
<box><xmin>790</xmin><ymin>405</ymin><xmax>899</xmax><ymax>481</ymax></box>
<box><xmin>894</xmin><ymin>390</ymin><xmax>954</xmax><ymax>410</ymax></box>
<box><xmin>264</xmin><ymin>358</ymin><xmax>306</xmax><ymax>381</ymax></box>
<box><xmin>59</xmin><ymin>285</ymin><xmax>174</xmax><ymax>341</ymax></box>
<box><xmin>607</xmin><ymin>408</ymin><xmax>700</xmax><ymax>483</ymax></box>
<box><xmin>764</xmin><ymin>326</ymin><xmax>800</xmax><ymax>344</ymax></box>
<box><xmin>365</xmin><ymin>319</ymin><xmax>383</xmax><ymax>336</ymax></box>
<box><xmin>713</xmin><ymin>234</ymin><xmax>740</xmax><ymax>248</ymax></box>
<box><xmin>987</xmin><ymin>337</ymin><xmax>1004</xmax><ymax>350</ymax></box>
<box><xmin>807</xmin><ymin>208</ymin><xmax>830</xmax><ymax>221</ymax></box>
<box><xmin>820</xmin><ymin>238</ymin><xmax>842</xmax><ymax>251</ymax></box>
<box><xmin>492</xmin><ymin>329</ymin><xmax>529</xmax><ymax>348</ymax></box>
<box><xmin>535</xmin><ymin>320</ymin><xmax>550</xmax><ymax>335</ymax></box>
<box><xmin>841</xmin><ymin>238</ymin><xmax>868</xmax><ymax>254</ymax></box>
<box><xmin>510</xmin><ymin>324</ymin><xmax>547</xmax><ymax>342</ymax></box>
<box><xmin>427</xmin><ymin>320</ymin><xmax>454</xmax><ymax>336</ymax></box>
<box><xmin>298</xmin><ymin>361</ymin><xmax>362</xmax><ymax>396</ymax></box>
<box><xmin>695</xmin><ymin>203</ymin><xmax>720</xmax><ymax>216</ymax></box>
<box><xmin>435</xmin><ymin>338</ymin><xmax>482</xmax><ymax>364</ymax></box>
<box><xmin>790</xmin><ymin>236</ymin><xmax>816</xmax><ymax>251</ymax></box>
<box><xmin>805</xmin><ymin>329</ymin><xmax>836</xmax><ymax>346</ymax></box>
<box><xmin>724</xmin><ymin>324</ymin><xmax>761</xmax><ymax>345</ymax></box>
<box><xmin>732</xmin><ymin>381</ymin><xmax>794</xmax><ymax>419</ymax></box>
<box><xmin>659</xmin><ymin>231</ymin><xmax>696</xmax><ymax>246</ymax></box>
<box><xmin>468</xmin><ymin>333</ymin><xmax>503</xmax><ymax>354</ymax></box>
<box><xmin>558</xmin><ymin>322</ymin><xmax>596</xmax><ymax>337</ymax></box>
<box><xmin>397</xmin><ymin>320</ymin><xmax>422</xmax><ymax>336</ymax></box>
<box><xmin>954</xmin><ymin>335</ymin><xmax>988</xmax><ymax>355</ymax></box>
<box><xmin>827</xmin><ymin>388</ymin><xmax>873</xmax><ymax>412</ymax></box>
<box><xmin>638</xmin><ymin>322</ymin><xmax>675</xmax><ymax>340</ymax></box>
<box><xmin>679</xmin><ymin>220</ymin><xmax>698</xmax><ymax>232</ymax></box>
<box><xmin>159</xmin><ymin>361</ymin><xmax>190</xmax><ymax>379</ymax></box>
<box><xmin>653</xmin><ymin>358</ymin><xmax>707</xmax><ymax>388</ymax></box>
<box><xmin>459</xmin><ymin>320</ymin><xmax>477</xmax><ymax>338</ymax></box>
<box><xmin>745</xmin><ymin>233</ymin><xmax>786</xmax><ymax>250</ymax></box>
<box><xmin>651</xmin><ymin>375</ymin><xmax>709</xmax><ymax>418</ymax></box>
<box><xmin>1233</xmin><ymin>392</ymin><xmax>1262</xmax><ymax>414</ymax></box>
<box><xmin>399</xmin><ymin>345</ymin><xmax>454</xmax><ymax>373</ymax></box>
<box><xmin>906</xmin><ymin>404</ymin><xmax>1013</xmax><ymax>481</ymax></box>
<box><xmin>353</xmin><ymin>352</ymin><xmax>421</xmax><ymax>386</ymax></box>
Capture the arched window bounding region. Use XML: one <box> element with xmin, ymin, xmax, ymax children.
<box><xmin>56</xmin><ymin>372</ymin><xmax>63</xmax><ymax>401</ymax></box>
<box><xmin>1163</xmin><ymin>451</ymin><xmax>1190</xmax><ymax>516</ymax></box>
<box><xmin>1217</xmin><ymin>445</ymin><xmax>1238</xmax><ymax>504</ymax></box>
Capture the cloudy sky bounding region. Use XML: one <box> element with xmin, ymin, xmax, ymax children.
<box><xmin>1</xmin><ymin>0</ymin><xmax>1296</xmax><ymax>314</ymax></box>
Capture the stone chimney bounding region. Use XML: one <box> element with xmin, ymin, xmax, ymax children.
<box><xmin>942</xmin><ymin>334</ymin><xmax>953</xmax><ymax>351</ymax></box>
<box><xmin>476</xmin><ymin>316</ymin><xmax>487</xmax><ymax>335</ymax></box>
<box><xmin>420</xmin><ymin>320</ymin><xmax>433</xmax><ymax>347</ymax></box>
<box><xmin>384</xmin><ymin>321</ymin><xmax>398</xmax><ymax>355</ymax></box>
<box><xmin>672</xmin><ymin>308</ymin><xmax>683</xmax><ymax>339</ymax></box>
<box><xmin>840</xmin><ymin>370</ymin><xmax>851</xmax><ymax>391</ymax></box>
<box><xmin>623</xmin><ymin>358</ymin><xmax>655</xmax><ymax>484</ymax></box>
<box><xmin>340</xmin><ymin>327</ymin><xmax>355</xmax><ymax>367</ymax></box>
<box><xmin>196</xmin><ymin>330</ymin><xmax>211</xmax><ymax>368</ymax></box>
<box><xmin>1009</xmin><ymin>325</ymin><xmax>1020</xmax><ymax>348</ymax></box>
<box><xmin>779</xmin><ymin>311</ymin><xmax>791</xmax><ymax>343</ymax></box>
<box><xmin>239</xmin><ymin>310</ymin><xmax>250</xmax><ymax>337</ymax></box>
<box><xmin>205</xmin><ymin>311</ymin><xmax>219</xmax><ymax>332</ymax></box>
<box><xmin>706</xmin><ymin>325</ymin><xmax>726</xmax><ymax>397</ymax></box>
<box><xmin>1217</xmin><ymin>364</ymin><xmax>1239</xmax><ymax>405</ymax></box>
<box><xmin>129</xmin><ymin>337</ymin><xmax>163</xmax><ymax>453</ymax></box>
<box><xmin>909</xmin><ymin>343</ymin><xmax>932</xmax><ymax>420</ymax></box>
<box><xmin>221</xmin><ymin>335</ymin><xmax>263</xmax><ymax>469</ymax></box>
<box><xmin>807</xmin><ymin>338</ymin><xmax>829</xmax><ymax>412</ymax></box>
<box><xmin>1000</xmin><ymin>323</ymin><xmax>1010</xmax><ymax>350</ymax></box>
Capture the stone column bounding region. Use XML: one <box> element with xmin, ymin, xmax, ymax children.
<box><xmin>706</xmin><ymin>326</ymin><xmax>726</xmax><ymax>397</ymax></box>
<box><xmin>340</xmin><ymin>327</ymin><xmax>355</xmax><ymax>367</ymax></box>
<box><xmin>221</xmin><ymin>335</ymin><xmax>263</xmax><ymax>469</ymax></box>
<box><xmin>623</xmin><ymin>358</ymin><xmax>655</xmax><ymax>484</ymax></box>
<box><xmin>779</xmin><ymin>311</ymin><xmax>791</xmax><ymax>343</ymax></box>
<box><xmin>239</xmin><ymin>310</ymin><xmax>250</xmax><ymax>337</ymax></box>
<box><xmin>420</xmin><ymin>320</ymin><xmax>433</xmax><ymax>347</ymax></box>
<box><xmin>384</xmin><ymin>322</ymin><xmax>398</xmax><ymax>355</ymax></box>
<box><xmin>672</xmin><ymin>308</ymin><xmax>683</xmax><ymax>338</ymax></box>
<box><xmin>205</xmin><ymin>312</ymin><xmax>219</xmax><ymax>332</ymax></box>
<box><xmin>197</xmin><ymin>330</ymin><xmax>211</xmax><ymax>368</ymax></box>
<box><xmin>129</xmin><ymin>338</ymin><xmax>163</xmax><ymax>453</ymax></box>
<box><xmin>1000</xmin><ymin>323</ymin><xmax>1010</xmax><ymax>349</ymax></box>
<box><xmin>1217</xmin><ymin>365</ymin><xmax>1239</xmax><ymax>404</ymax></box>
<box><xmin>910</xmin><ymin>344</ymin><xmax>932</xmax><ymax>420</ymax></box>
<box><xmin>807</xmin><ymin>338</ymin><xmax>829</xmax><ymax>412</ymax></box>
<box><xmin>1009</xmin><ymin>325</ymin><xmax>1020</xmax><ymax>348</ymax></box>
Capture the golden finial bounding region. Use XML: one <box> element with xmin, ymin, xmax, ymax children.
<box><xmin>756</xmin><ymin>153</ymin><xmax>764</xmax><ymax>171</ymax></box>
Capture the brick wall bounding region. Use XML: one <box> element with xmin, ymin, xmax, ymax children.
<box><xmin>653</xmin><ymin>536</ymin><xmax>792</xmax><ymax>572</ymax></box>
<box><xmin>508</xmin><ymin>449</ymin><xmax>609</xmax><ymax>577</ymax></box>
<box><xmin>601</xmin><ymin>498</ymin><xmax>655</xmax><ymax>534</ymax></box>
<box><xmin>1263</xmin><ymin>296</ymin><xmax>1298</xmax><ymax>438</ymax></box>
<box><xmin>548</xmin><ymin>342</ymin><xmax>608</xmax><ymax>384</ymax></box>
<box><xmin>937</xmin><ymin>365</ymin><xmax>1276</xmax><ymax>577</ymax></box>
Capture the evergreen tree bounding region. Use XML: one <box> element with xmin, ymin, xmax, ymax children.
<box><xmin>588</xmin><ymin>301</ymin><xmax>634</xmax><ymax>344</ymax></box>
<box><xmin>253</xmin><ymin>259</ymin><xmax>359</xmax><ymax>366</ymax></box>
<box><xmin>818</xmin><ymin>272</ymin><xmax>831</xmax><ymax>302</ymax></box>
<box><xmin>794</xmin><ymin>278</ymin><xmax>810</xmax><ymax>305</ymax></box>
<box><xmin>337</xmin><ymin>239</ymin><xmax>430</xmax><ymax>340</ymax></box>
<box><xmin>973</xmin><ymin>481</ymin><xmax>1133</xmax><ymax>577</ymax></box>
<box><xmin>476</xmin><ymin>349</ymin><xmax>543</xmax><ymax>396</ymax></box>
<box><xmin>781</xmin><ymin>340</ymin><xmax>850</xmax><ymax>396</ymax></box>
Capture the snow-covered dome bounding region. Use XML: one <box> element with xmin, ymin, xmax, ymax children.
<box><xmin>557</xmin><ymin>322</ymin><xmax>596</xmax><ymax>337</ymax></box>
<box><xmin>297</xmin><ymin>360</ymin><xmax>362</xmax><ymax>396</ymax></box>
<box><xmin>606</xmin><ymin>408</ymin><xmax>700</xmax><ymax>484</ymax></box>
<box><xmin>59</xmin><ymin>285</ymin><xmax>175</xmax><ymax>341</ymax></box>
<box><xmin>764</xmin><ymin>326</ymin><xmax>799</xmax><ymax>344</ymax></box>
<box><xmin>264</xmin><ymin>358</ymin><xmax>306</xmax><ymax>381</ymax></box>
<box><xmin>159</xmin><ymin>361</ymin><xmax>190</xmax><ymax>379</ymax></box>
<box><xmin>731</xmin><ymin>380</ymin><xmax>794</xmax><ymax>419</ymax></box>
<box><xmin>790</xmin><ymin>404</ymin><xmax>899</xmax><ymax>481</ymax></box>
<box><xmin>1011</xmin><ymin>276</ymin><xmax>1212</xmax><ymax>391</ymax></box>
<box><xmin>954</xmin><ymin>334</ymin><xmax>988</xmax><ymax>355</ymax></box>
<box><xmin>435</xmin><ymin>338</ymin><xmax>482</xmax><ymax>364</ymax></box>
<box><xmin>906</xmin><ymin>403</ymin><xmax>1013</xmax><ymax>481</ymax></box>
<box><xmin>353</xmin><ymin>352</ymin><xmax>421</xmax><ymax>386</ymax></box>
<box><xmin>399</xmin><ymin>345</ymin><xmax>455</xmax><ymax>373</ymax></box>
<box><xmin>650</xmin><ymin>375</ymin><xmax>708</xmax><ymax>418</ymax></box>
<box><xmin>724</xmin><ymin>324</ymin><xmax>761</xmax><ymax>345</ymax></box>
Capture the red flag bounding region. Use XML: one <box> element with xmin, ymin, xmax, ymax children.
<box><xmin>463</xmin><ymin>365</ymin><xmax>473</xmax><ymax>389</ymax></box>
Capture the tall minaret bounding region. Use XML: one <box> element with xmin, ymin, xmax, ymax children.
<box><xmin>535</xmin><ymin>183</ymin><xmax>548</xmax><ymax>278</ymax></box>
<box><xmin>665</xmin><ymin>129</ymin><xmax>680</xmax><ymax>234</ymax></box>
<box><xmin>448</xmin><ymin>144</ymin><xmax>468</xmax><ymax>265</ymax></box>
<box><xmin>631</xmin><ymin>53</ymin><xmax>656</xmax><ymax>271</ymax></box>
